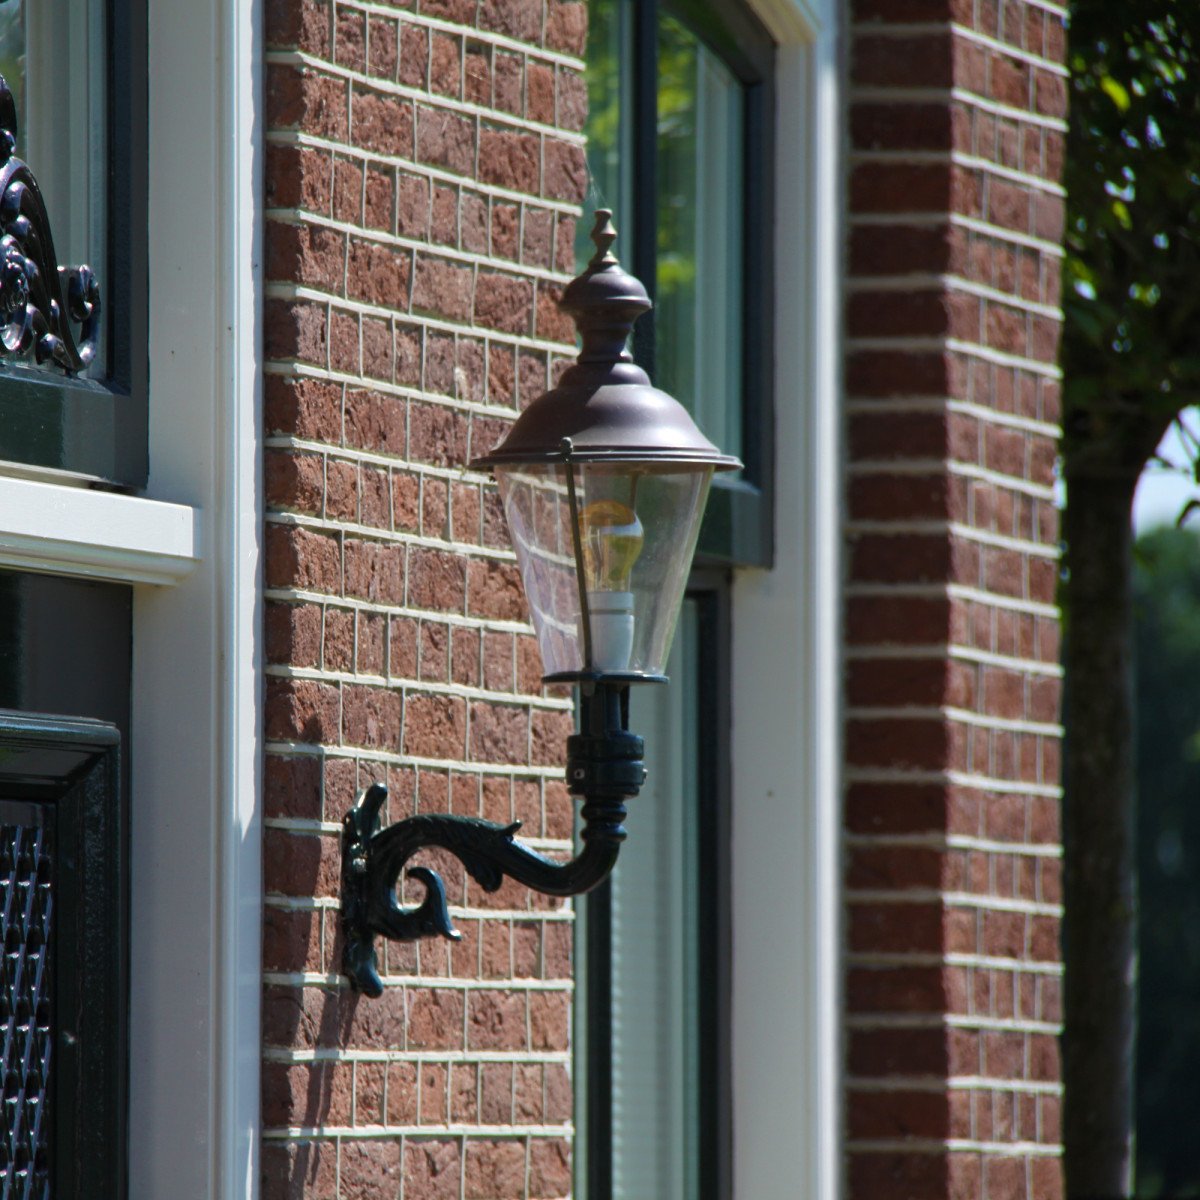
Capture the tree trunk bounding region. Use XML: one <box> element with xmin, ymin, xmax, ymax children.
<box><xmin>1062</xmin><ymin>466</ymin><xmax>1139</xmax><ymax>1199</ymax></box>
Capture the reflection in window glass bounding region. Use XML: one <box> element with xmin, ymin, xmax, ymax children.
<box><xmin>656</xmin><ymin>14</ymin><xmax>744</xmax><ymax>465</ymax></box>
<box><xmin>580</xmin><ymin>2</ymin><xmax>745</xmax><ymax>468</ymax></box>
<box><xmin>0</xmin><ymin>2</ymin><xmax>24</xmax><ymax>131</ymax></box>
<box><xmin>0</xmin><ymin>0</ymin><xmax>107</xmax><ymax>376</ymax></box>
<box><xmin>579</xmin><ymin>0</ymin><xmax>633</xmax><ymax>254</ymax></box>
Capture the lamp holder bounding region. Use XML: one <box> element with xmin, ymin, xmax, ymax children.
<box><xmin>341</xmin><ymin>678</ymin><xmax>647</xmax><ymax>997</ymax></box>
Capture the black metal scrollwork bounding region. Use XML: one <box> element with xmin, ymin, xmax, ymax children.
<box><xmin>342</xmin><ymin>680</ymin><xmax>645</xmax><ymax>997</ymax></box>
<box><xmin>0</xmin><ymin>75</ymin><xmax>99</xmax><ymax>375</ymax></box>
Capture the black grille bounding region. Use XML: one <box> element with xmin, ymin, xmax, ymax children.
<box><xmin>0</xmin><ymin>823</ymin><xmax>51</xmax><ymax>1199</ymax></box>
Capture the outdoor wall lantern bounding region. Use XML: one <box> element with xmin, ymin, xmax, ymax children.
<box><xmin>342</xmin><ymin>211</ymin><xmax>740</xmax><ymax>996</ymax></box>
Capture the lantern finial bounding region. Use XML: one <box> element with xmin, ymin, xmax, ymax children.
<box><xmin>588</xmin><ymin>209</ymin><xmax>619</xmax><ymax>268</ymax></box>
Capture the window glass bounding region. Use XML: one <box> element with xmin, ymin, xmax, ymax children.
<box><xmin>609</xmin><ymin>598</ymin><xmax>703</xmax><ymax>1198</ymax></box>
<box><xmin>656</xmin><ymin>14</ymin><xmax>744</xmax><ymax>464</ymax></box>
<box><xmin>0</xmin><ymin>0</ymin><xmax>146</xmax><ymax>486</ymax></box>
<box><xmin>578</xmin><ymin>0</ymin><xmax>773</xmax><ymax>566</ymax></box>
<box><xmin>0</xmin><ymin>3</ymin><xmax>24</xmax><ymax>126</ymax></box>
<box><xmin>9</xmin><ymin>0</ymin><xmax>109</xmax><ymax>376</ymax></box>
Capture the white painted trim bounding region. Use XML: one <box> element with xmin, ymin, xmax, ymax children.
<box><xmin>731</xmin><ymin>1</ymin><xmax>841</xmax><ymax>1197</ymax></box>
<box><xmin>0</xmin><ymin>476</ymin><xmax>198</xmax><ymax>584</ymax></box>
<box><xmin>129</xmin><ymin>0</ymin><xmax>261</xmax><ymax>1197</ymax></box>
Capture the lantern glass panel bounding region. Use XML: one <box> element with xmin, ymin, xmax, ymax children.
<box><xmin>495</xmin><ymin>463</ymin><xmax>713</xmax><ymax>677</ymax></box>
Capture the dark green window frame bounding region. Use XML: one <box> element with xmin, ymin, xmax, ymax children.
<box><xmin>0</xmin><ymin>0</ymin><xmax>147</xmax><ymax>487</ymax></box>
<box><xmin>582</xmin><ymin>0</ymin><xmax>776</xmax><ymax>568</ymax></box>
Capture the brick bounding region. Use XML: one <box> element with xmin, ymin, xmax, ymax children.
<box><xmin>543</xmin><ymin>138</ymin><xmax>587</xmax><ymax>201</ymax></box>
<box><xmin>265</xmin><ymin>754</ymin><xmax>322</xmax><ymax>821</ymax></box>
<box><xmin>399</xmin><ymin>23</ymin><xmax>430</xmax><ymax>88</ymax></box>
<box><xmin>342</xmin><ymin>684</ymin><xmax>402</xmax><ymax>748</ymax></box>
<box><xmin>261</xmin><ymin>1140</ymin><xmax>337</xmax><ymax>1200</ymax></box>
<box><xmin>266</xmin><ymin>0</ymin><xmax>330</xmax><ymax>55</ymax></box>
<box><xmin>545</xmin><ymin>2</ymin><xmax>586</xmax><ymax>55</ymax></box>
<box><xmin>343</xmin><ymin>539</ymin><xmax>404</xmax><ymax>603</ymax></box>
<box><xmin>430</xmin><ymin>33</ymin><xmax>462</xmax><ymax>98</ymax></box>
<box><xmin>265</xmin><ymin>299</ymin><xmax>327</xmax><ymax>365</ymax></box>
<box><xmin>529</xmin><ymin>1139</ymin><xmax>572</xmax><ymax>1197</ymax></box>
<box><xmin>332</xmin><ymin>157</ymin><xmax>363</xmax><ymax>224</ymax></box>
<box><xmin>404</xmin><ymin>1139</ymin><xmax>461</xmax><ymax>1200</ymax></box>
<box><xmin>403</xmin><ymin>693</ymin><xmax>467</xmax><ymax>759</ymax></box>
<box><xmin>408</xmin><ymin>547</ymin><xmax>467</xmax><ymax>610</ymax></box>
<box><xmin>464</xmin><ymin>1140</ymin><xmax>526</xmax><ymax>1200</ymax></box>
<box><xmin>479</xmin><ymin>128</ymin><xmax>539</xmax><ymax>194</ymax></box>
<box><xmin>367</xmin><ymin>17</ymin><xmax>398</xmax><ymax>80</ymax></box>
<box><xmin>347</xmin><ymin>240</ymin><xmax>410</xmax><ymax>307</ymax></box>
<box><xmin>266</xmin><ymin>144</ymin><xmax>332</xmax><ymax>214</ymax></box>
<box><xmin>407</xmin><ymin>987</ymin><xmax>465</xmax><ymax>1050</ymax></box>
<box><xmin>417</xmin><ymin>107</ymin><xmax>476</xmax><ymax>175</ymax></box>
<box><xmin>412</xmin><ymin>255</ymin><xmax>474</xmax><ymax>322</ymax></box>
<box><xmin>267</xmin><ymin>65</ymin><xmax>348</xmax><ymax>140</ymax></box>
<box><xmin>345</xmin><ymin>389</ymin><xmax>405</xmax><ymax>454</ymax></box>
<box><xmin>475</xmin><ymin>272</ymin><xmax>533</xmax><ymax>334</ymax></box>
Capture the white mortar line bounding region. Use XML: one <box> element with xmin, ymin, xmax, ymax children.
<box><xmin>265</xmin><ymin>128</ymin><xmax>582</xmax><ymax>214</ymax></box>
<box><xmin>265</xmin><ymin>664</ymin><xmax>573</xmax><ymax>712</ymax></box>
<box><xmin>267</xmin><ymin>48</ymin><xmax>588</xmax><ymax>145</ymax></box>
<box><xmin>850</xmin><ymin>85</ymin><xmax>1068</xmax><ymax>132</ymax></box>
<box><xmin>844</xmin><ymin>833</ymin><xmax>1062</xmax><ymax>858</ymax></box>
<box><xmin>267</xmin><ymin>206</ymin><xmax>573</xmax><ymax>286</ymax></box>
<box><xmin>845</xmin><ymin>644</ymin><xmax>1063</xmax><ymax>678</ymax></box>
<box><xmin>850</xmin><ymin>211</ymin><xmax>1066</xmax><ymax>258</ymax></box>
<box><xmin>846</xmin><ymin>888</ymin><xmax>1062</xmax><ymax>917</ymax></box>
<box><xmin>846</xmin><ymin>273</ymin><xmax>1063</xmax><ymax>321</ymax></box>
<box><xmin>844</xmin><ymin>765</ymin><xmax>1062</xmax><ymax>797</ymax></box>
<box><xmin>846</xmin><ymin>706</ymin><xmax>1062</xmax><ymax>737</ymax></box>
<box><xmin>844</xmin><ymin>518</ymin><xmax>1059</xmax><ymax>559</ymax></box>
<box><xmin>333</xmin><ymin>0</ymin><xmax>588</xmax><ymax>71</ymax></box>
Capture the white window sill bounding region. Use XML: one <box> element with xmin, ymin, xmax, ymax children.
<box><xmin>0</xmin><ymin>475</ymin><xmax>199</xmax><ymax>585</ymax></box>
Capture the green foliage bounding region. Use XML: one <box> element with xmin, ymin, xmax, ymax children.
<box><xmin>1133</xmin><ymin>526</ymin><xmax>1200</xmax><ymax>1197</ymax></box>
<box><xmin>1065</xmin><ymin>2</ymin><xmax>1200</xmax><ymax>466</ymax></box>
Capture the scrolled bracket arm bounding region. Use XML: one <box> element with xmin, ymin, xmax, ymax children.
<box><xmin>342</xmin><ymin>680</ymin><xmax>645</xmax><ymax>997</ymax></box>
<box><xmin>0</xmin><ymin>74</ymin><xmax>100</xmax><ymax>375</ymax></box>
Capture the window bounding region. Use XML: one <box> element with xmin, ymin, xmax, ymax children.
<box><xmin>0</xmin><ymin>0</ymin><xmax>146</xmax><ymax>486</ymax></box>
<box><xmin>575</xmin><ymin>3</ymin><xmax>774</xmax><ymax>1196</ymax></box>
<box><xmin>578</xmin><ymin>0</ymin><xmax>775</xmax><ymax>566</ymax></box>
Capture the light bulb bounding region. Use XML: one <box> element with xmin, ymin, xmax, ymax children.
<box><xmin>578</xmin><ymin>498</ymin><xmax>644</xmax><ymax>671</ymax></box>
<box><xmin>580</xmin><ymin>499</ymin><xmax>644</xmax><ymax>590</ymax></box>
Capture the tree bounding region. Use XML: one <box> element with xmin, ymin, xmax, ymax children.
<box><xmin>1063</xmin><ymin>4</ymin><xmax>1200</xmax><ymax>1195</ymax></box>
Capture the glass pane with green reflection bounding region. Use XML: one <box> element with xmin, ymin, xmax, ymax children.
<box><xmin>579</xmin><ymin>0</ymin><xmax>633</xmax><ymax>256</ymax></box>
<box><xmin>579</xmin><ymin>1</ymin><xmax>746</xmax><ymax>467</ymax></box>
<box><xmin>656</xmin><ymin>13</ymin><xmax>744</xmax><ymax>465</ymax></box>
<box><xmin>611</xmin><ymin>597</ymin><xmax>703</xmax><ymax>1199</ymax></box>
<box><xmin>0</xmin><ymin>3</ymin><xmax>23</xmax><ymax>128</ymax></box>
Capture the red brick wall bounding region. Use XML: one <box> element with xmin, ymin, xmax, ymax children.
<box><xmin>260</xmin><ymin>1</ymin><xmax>585</xmax><ymax>1195</ymax></box>
<box><xmin>843</xmin><ymin>0</ymin><xmax>1067</xmax><ymax>1197</ymax></box>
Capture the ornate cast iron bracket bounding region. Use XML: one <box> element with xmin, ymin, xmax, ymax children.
<box><xmin>342</xmin><ymin>678</ymin><xmax>646</xmax><ymax>997</ymax></box>
<box><xmin>0</xmin><ymin>75</ymin><xmax>100</xmax><ymax>375</ymax></box>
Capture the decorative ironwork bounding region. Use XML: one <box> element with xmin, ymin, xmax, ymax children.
<box><xmin>342</xmin><ymin>679</ymin><xmax>646</xmax><ymax>997</ymax></box>
<box><xmin>0</xmin><ymin>822</ymin><xmax>52</xmax><ymax>1198</ymax></box>
<box><xmin>0</xmin><ymin>75</ymin><xmax>100</xmax><ymax>375</ymax></box>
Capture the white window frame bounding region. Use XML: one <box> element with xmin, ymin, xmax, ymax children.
<box><xmin>731</xmin><ymin>0</ymin><xmax>841</xmax><ymax>1197</ymax></box>
<box><xmin>0</xmin><ymin>2</ymin><xmax>262</xmax><ymax>1196</ymax></box>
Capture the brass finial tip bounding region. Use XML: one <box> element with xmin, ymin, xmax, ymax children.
<box><xmin>588</xmin><ymin>209</ymin><xmax>619</xmax><ymax>268</ymax></box>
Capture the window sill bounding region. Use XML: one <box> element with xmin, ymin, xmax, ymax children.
<box><xmin>0</xmin><ymin>475</ymin><xmax>199</xmax><ymax>585</ymax></box>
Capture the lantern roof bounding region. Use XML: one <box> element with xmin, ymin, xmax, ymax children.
<box><xmin>469</xmin><ymin>211</ymin><xmax>743</xmax><ymax>471</ymax></box>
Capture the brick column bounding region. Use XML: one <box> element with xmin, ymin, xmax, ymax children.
<box><xmin>259</xmin><ymin>2</ymin><xmax>585</xmax><ymax>1195</ymax></box>
<box><xmin>843</xmin><ymin>1</ymin><xmax>1067</xmax><ymax>1197</ymax></box>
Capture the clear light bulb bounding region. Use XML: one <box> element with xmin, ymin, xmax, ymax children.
<box><xmin>580</xmin><ymin>499</ymin><xmax>644</xmax><ymax>591</ymax></box>
<box><xmin>578</xmin><ymin>498</ymin><xmax>644</xmax><ymax>671</ymax></box>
